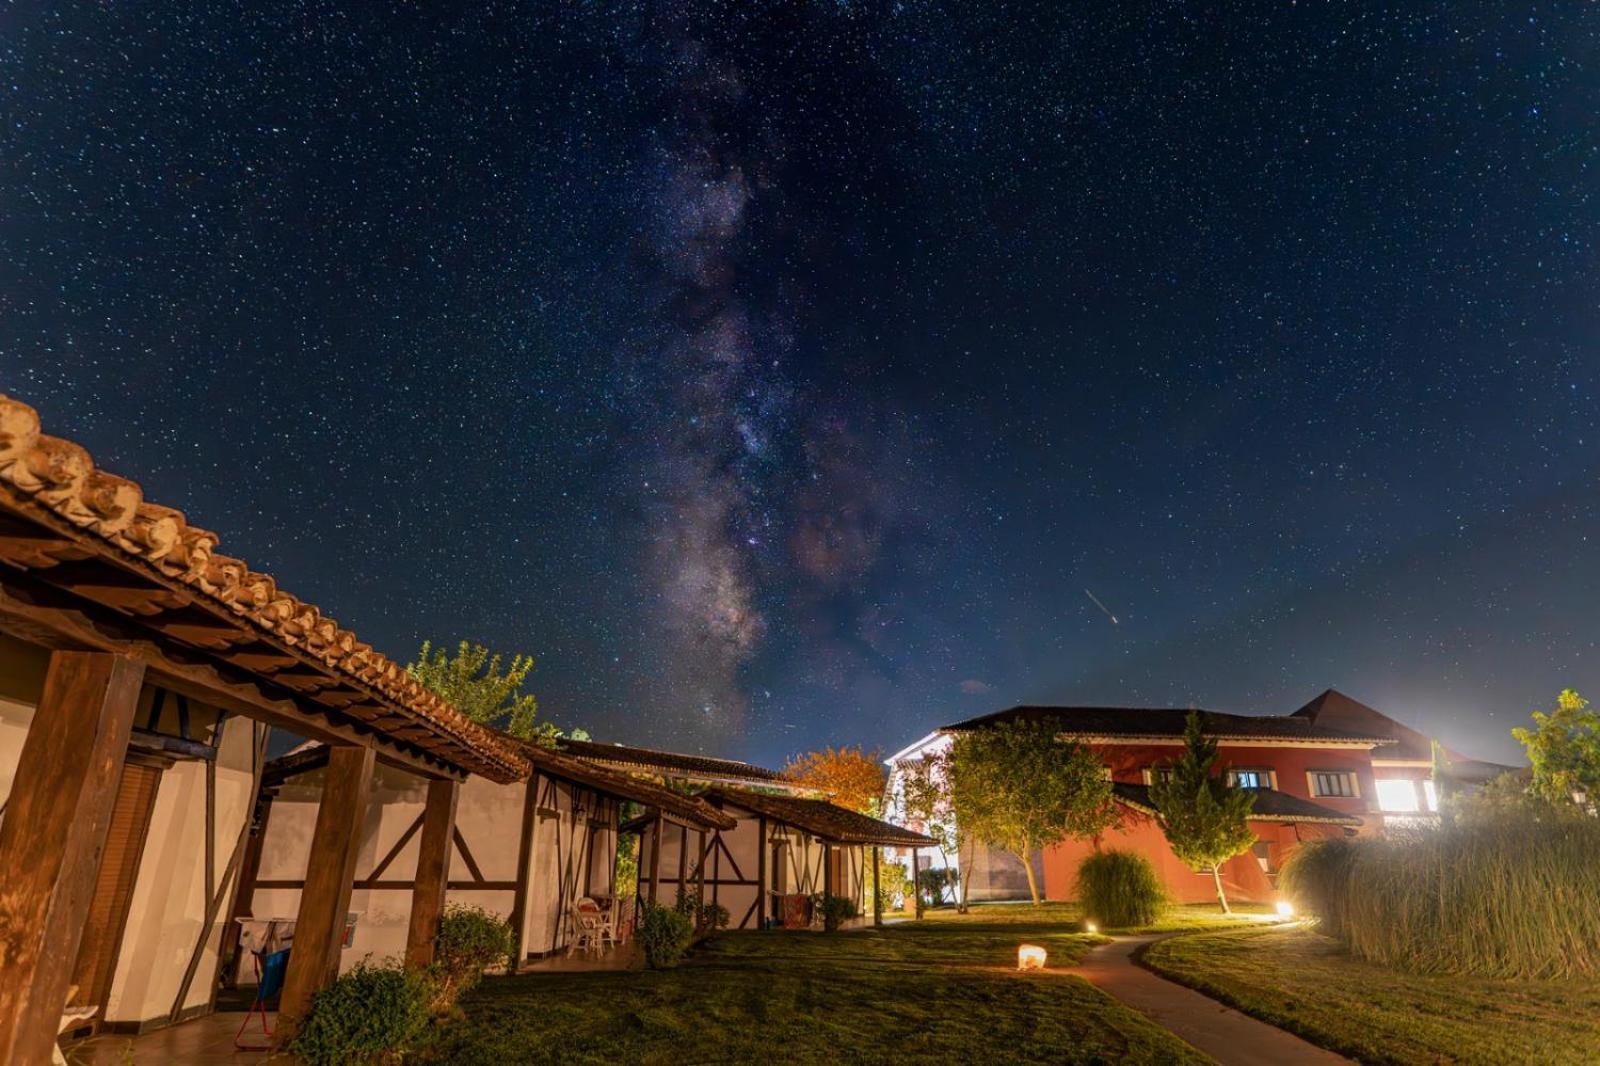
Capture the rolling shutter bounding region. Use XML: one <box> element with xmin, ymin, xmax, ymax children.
<box><xmin>69</xmin><ymin>760</ymin><xmax>163</xmax><ymax>1022</ymax></box>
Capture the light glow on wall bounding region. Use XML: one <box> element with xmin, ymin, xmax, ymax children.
<box><xmin>1375</xmin><ymin>778</ymin><xmax>1421</xmax><ymax>812</ymax></box>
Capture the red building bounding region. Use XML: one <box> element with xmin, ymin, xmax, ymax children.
<box><xmin>886</xmin><ymin>690</ymin><xmax>1517</xmax><ymax>906</ymax></box>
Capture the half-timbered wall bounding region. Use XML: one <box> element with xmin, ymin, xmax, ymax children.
<box><xmin>248</xmin><ymin>763</ymin><xmax>621</xmax><ymax>975</ymax></box>
<box><xmin>637</xmin><ymin>800</ymin><xmax>872</xmax><ymax>931</ymax></box>
<box><xmin>0</xmin><ymin>631</ymin><xmax>263</xmax><ymax>1029</ymax></box>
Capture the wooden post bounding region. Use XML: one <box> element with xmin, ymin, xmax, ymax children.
<box><xmin>695</xmin><ymin>829</ymin><xmax>708</xmax><ymax>904</ymax></box>
<box><xmin>755</xmin><ymin>816</ymin><xmax>767</xmax><ymax>929</ymax></box>
<box><xmin>823</xmin><ymin>845</ymin><xmax>834</xmax><ymax>901</ymax></box>
<box><xmin>648</xmin><ymin>814</ymin><xmax>663</xmax><ymax>904</ymax></box>
<box><xmin>676</xmin><ymin>823</ymin><xmax>689</xmax><ymax>901</ymax></box>
<box><xmin>277</xmin><ymin>745</ymin><xmax>374</xmax><ymax>1035</ymax></box>
<box><xmin>220</xmin><ymin>792</ymin><xmax>274</xmax><ymax>987</ymax></box>
<box><xmin>508</xmin><ymin>774</ymin><xmax>538</xmax><ymax>964</ymax></box>
<box><xmin>911</xmin><ymin>848</ymin><xmax>923</xmax><ymax>919</ymax></box>
<box><xmin>405</xmin><ymin>777</ymin><xmax>460</xmax><ymax>969</ymax></box>
<box><xmin>872</xmin><ymin>846</ymin><xmax>882</xmax><ymax>927</ymax></box>
<box><xmin>0</xmin><ymin>652</ymin><xmax>144</xmax><ymax>1066</ymax></box>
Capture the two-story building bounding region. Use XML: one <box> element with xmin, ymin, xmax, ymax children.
<box><xmin>885</xmin><ymin>690</ymin><xmax>1518</xmax><ymax>906</ymax></box>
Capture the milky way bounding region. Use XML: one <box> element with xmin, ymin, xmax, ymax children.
<box><xmin>3</xmin><ymin>3</ymin><xmax>1597</xmax><ymax>765</ymax></box>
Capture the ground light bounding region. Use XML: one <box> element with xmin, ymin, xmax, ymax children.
<box><xmin>1084</xmin><ymin>920</ymin><xmax>1098</xmax><ymax>933</ymax></box>
<box><xmin>1275</xmin><ymin>900</ymin><xmax>1295</xmax><ymax>918</ymax></box>
<box><xmin>1017</xmin><ymin>944</ymin><xmax>1047</xmax><ymax>971</ymax></box>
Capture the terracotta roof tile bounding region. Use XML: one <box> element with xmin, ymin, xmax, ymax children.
<box><xmin>0</xmin><ymin>392</ymin><xmax>528</xmax><ymax>783</ymax></box>
<box><xmin>556</xmin><ymin>737</ymin><xmax>785</xmax><ymax>783</ymax></box>
<box><xmin>940</xmin><ymin>705</ymin><xmax>1395</xmax><ymax>746</ymax></box>
<box><xmin>705</xmin><ymin>788</ymin><xmax>936</xmax><ymax>847</ymax></box>
<box><xmin>1111</xmin><ymin>781</ymin><xmax>1363</xmax><ymax>826</ymax></box>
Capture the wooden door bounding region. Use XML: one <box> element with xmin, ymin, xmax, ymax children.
<box><xmin>68</xmin><ymin>760</ymin><xmax>163</xmax><ymax>1025</ymax></box>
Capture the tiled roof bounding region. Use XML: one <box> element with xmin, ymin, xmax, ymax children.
<box><xmin>940</xmin><ymin>705</ymin><xmax>1394</xmax><ymax>746</ymax></box>
<box><xmin>510</xmin><ymin>737</ymin><xmax>736</xmax><ymax>830</ymax></box>
<box><xmin>1291</xmin><ymin>689</ymin><xmax>1521</xmax><ymax>780</ymax></box>
<box><xmin>705</xmin><ymin>788</ymin><xmax>936</xmax><ymax>847</ymax></box>
<box><xmin>267</xmin><ymin>738</ymin><xmax>735</xmax><ymax>830</ymax></box>
<box><xmin>1111</xmin><ymin>781</ymin><xmax>1363</xmax><ymax>826</ymax></box>
<box><xmin>0</xmin><ymin>393</ymin><xmax>528</xmax><ymax>782</ymax></box>
<box><xmin>557</xmin><ymin>737</ymin><xmax>785</xmax><ymax>783</ymax></box>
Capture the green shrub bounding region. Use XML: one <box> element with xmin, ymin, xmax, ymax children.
<box><xmin>288</xmin><ymin>960</ymin><xmax>430</xmax><ymax>1066</ymax></box>
<box><xmin>428</xmin><ymin>904</ymin><xmax>516</xmax><ymax>1016</ymax></box>
<box><xmin>1282</xmin><ymin>805</ymin><xmax>1600</xmax><ymax>979</ymax></box>
<box><xmin>816</xmin><ymin>893</ymin><xmax>859</xmax><ymax>932</ymax></box>
<box><xmin>1076</xmin><ymin>849</ymin><xmax>1166</xmax><ymax>928</ymax></box>
<box><xmin>673</xmin><ymin>890</ymin><xmax>730</xmax><ymax>932</ymax></box>
<box><xmin>638</xmin><ymin>901</ymin><xmax>694</xmax><ymax>969</ymax></box>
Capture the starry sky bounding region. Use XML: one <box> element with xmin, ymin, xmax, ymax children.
<box><xmin>4</xmin><ymin>3</ymin><xmax>1596</xmax><ymax>767</ymax></box>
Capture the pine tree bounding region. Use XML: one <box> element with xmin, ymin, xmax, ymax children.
<box><xmin>1148</xmin><ymin>710</ymin><xmax>1257</xmax><ymax>913</ymax></box>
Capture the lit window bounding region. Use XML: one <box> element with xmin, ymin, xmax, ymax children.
<box><xmin>1144</xmin><ymin>766</ymin><xmax>1174</xmax><ymax>786</ymax></box>
<box><xmin>1309</xmin><ymin>771</ymin><xmax>1358</xmax><ymax>798</ymax></box>
<box><xmin>1423</xmin><ymin>779</ymin><xmax>1438</xmax><ymax>812</ymax></box>
<box><xmin>1227</xmin><ymin>769</ymin><xmax>1273</xmax><ymax>790</ymax></box>
<box><xmin>1375</xmin><ymin>778</ymin><xmax>1420</xmax><ymax>812</ymax></box>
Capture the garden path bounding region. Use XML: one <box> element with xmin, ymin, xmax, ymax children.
<box><xmin>1070</xmin><ymin>934</ymin><xmax>1351</xmax><ymax>1066</ymax></box>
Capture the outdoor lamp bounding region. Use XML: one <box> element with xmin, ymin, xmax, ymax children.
<box><xmin>1017</xmin><ymin>944</ymin><xmax>1047</xmax><ymax>971</ymax></box>
<box><xmin>1275</xmin><ymin>899</ymin><xmax>1295</xmax><ymax>918</ymax></box>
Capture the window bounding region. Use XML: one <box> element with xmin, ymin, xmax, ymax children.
<box><xmin>1422</xmin><ymin>779</ymin><xmax>1438</xmax><ymax>812</ymax></box>
<box><xmin>1375</xmin><ymin>778</ymin><xmax>1422</xmax><ymax>812</ymax></box>
<box><xmin>1227</xmin><ymin>768</ymin><xmax>1274</xmax><ymax>790</ymax></box>
<box><xmin>1143</xmin><ymin>766</ymin><xmax>1174</xmax><ymax>786</ymax></box>
<box><xmin>1308</xmin><ymin>771</ymin><xmax>1358</xmax><ymax>798</ymax></box>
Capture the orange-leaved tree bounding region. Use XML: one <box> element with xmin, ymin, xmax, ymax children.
<box><xmin>783</xmin><ymin>745</ymin><xmax>887</xmax><ymax>814</ymax></box>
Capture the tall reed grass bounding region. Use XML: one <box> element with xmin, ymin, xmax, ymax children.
<box><xmin>1077</xmin><ymin>849</ymin><xmax>1166</xmax><ymax>928</ymax></box>
<box><xmin>1281</xmin><ymin>804</ymin><xmax>1600</xmax><ymax>979</ymax></box>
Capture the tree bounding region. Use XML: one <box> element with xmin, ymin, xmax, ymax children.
<box><xmin>1148</xmin><ymin>710</ymin><xmax>1257</xmax><ymax>913</ymax></box>
<box><xmin>1512</xmin><ymin>689</ymin><xmax>1600</xmax><ymax>809</ymax></box>
<box><xmin>901</xmin><ymin>751</ymin><xmax>974</xmax><ymax>911</ymax></box>
<box><xmin>406</xmin><ymin>640</ymin><xmax>545</xmax><ymax>741</ymax></box>
<box><xmin>783</xmin><ymin>745</ymin><xmax>887</xmax><ymax>815</ymax></box>
<box><xmin>946</xmin><ymin>721</ymin><xmax>1117</xmax><ymax>906</ymax></box>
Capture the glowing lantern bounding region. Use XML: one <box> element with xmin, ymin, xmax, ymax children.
<box><xmin>1084</xmin><ymin>921</ymin><xmax>1099</xmax><ymax>934</ymax></box>
<box><xmin>1017</xmin><ymin>944</ymin><xmax>1047</xmax><ymax>971</ymax></box>
<box><xmin>1275</xmin><ymin>900</ymin><xmax>1295</xmax><ymax>918</ymax></box>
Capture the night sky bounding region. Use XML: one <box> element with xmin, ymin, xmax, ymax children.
<box><xmin>4</xmin><ymin>4</ymin><xmax>1596</xmax><ymax>767</ymax></box>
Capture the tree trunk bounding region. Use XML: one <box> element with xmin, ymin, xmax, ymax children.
<box><xmin>1211</xmin><ymin>865</ymin><xmax>1231</xmax><ymax>914</ymax></box>
<box><xmin>1020</xmin><ymin>848</ymin><xmax>1042</xmax><ymax>906</ymax></box>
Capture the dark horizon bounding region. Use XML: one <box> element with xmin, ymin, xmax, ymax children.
<box><xmin>6</xmin><ymin>4</ymin><xmax>1594</xmax><ymax>770</ymax></box>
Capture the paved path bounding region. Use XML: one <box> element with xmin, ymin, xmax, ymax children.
<box><xmin>1070</xmin><ymin>934</ymin><xmax>1351</xmax><ymax>1066</ymax></box>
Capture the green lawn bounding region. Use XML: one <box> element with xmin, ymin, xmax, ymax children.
<box><xmin>1143</xmin><ymin>924</ymin><xmax>1600</xmax><ymax>1065</ymax></box>
<box><xmin>913</xmin><ymin>898</ymin><xmax>1280</xmax><ymax>934</ymax></box>
<box><xmin>427</xmin><ymin>911</ymin><xmax>1212</xmax><ymax>1065</ymax></box>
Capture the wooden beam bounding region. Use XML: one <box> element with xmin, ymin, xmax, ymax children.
<box><xmin>405</xmin><ymin>778</ymin><xmax>460</xmax><ymax>970</ymax></box>
<box><xmin>277</xmin><ymin>745</ymin><xmax>374</xmax><ymax>1036</ymax></box>
<box><xmin>0</xmin><ymin>652</ymin><xmax>145</xmax><ymax>1066</ymax></box>
<box><xmin>872</xmin><ymin>846</ymin><xmax>882</xmax><ymax>927</ymax></box>
<box><xmin>219</xmin><ymin>793</ymin><xmax>275</xmax><ymax>987</ymax></box>
<box><xmin>508</xmin><ymin>775</ymin><xmax>538</xmax><ymax>961</ymax></box>
<box><xmin>648</xmin><ymin>814</ymin><xmax>663</xmax><ymax>905</ymax></box>
<box><xmin>756</xmin><ymin>816</ymin><xmax>767</xmax><ymax>929</ymax></box>
<box><xmin>676</xmin><ymin>823</ymin><xmax>689</xmax><ymax>902</ymax></box>
<box><xmin>695</xmin><ymin>829</ymin><xmax>708</xmax><ymax>906</ymax></box>
<box><xmin>911</xmin><ymin>848</ymin><xmax>923</xmax><ymax>919</ymax></box>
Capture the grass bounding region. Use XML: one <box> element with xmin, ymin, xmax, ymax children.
<box><xmin>1143</xmin><ymin>923</ymin><xmax>1600</xmax><ymax>1065</ymax></box>
<box><xmin>912</xmin><ymin>898</ymin><xmax>1278</xmax><ymax>934</ymax></box>
<box><xmin>427</xmin><ymin>909</ymin><xmax>1212</xmax><ymax>1065</ymax></box>
<box><xmin>1282</xmin><ymin>810</ymin><xmax>1600</xmax><ymax>978</ymax></box>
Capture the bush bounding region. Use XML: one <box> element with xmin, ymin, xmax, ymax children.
<box><xmin>816</xmin><ymin>893</ymin><xmax>859</xmax><ymax>932</ymax></box>
<box><xmin>428</xmin><ymin>904</ymin><xmax>516</xmax><ymax>1017</ymax></box>
<box><xmin>917</xmin><ymin>866</ymin><xmax>959</xmax><ymax>905</ymax></box>
<box><xmin>1282</xmin><ymin>805</ymin><xmax>1600</xmax><ymax>979</ymax></box>
<box><xmin>674</xmin><ymin>890</ymin><xmax>730</xmax><ymax>932</ymax></box>
<box><xmin>288</xmin><ymin>960</ymin><xmax>430</xmax><ymax>1066</ymax></box>
<box><xmin>1077</xmin><ymin>849</ymin><xmax>1166</xmax><ymax>928</ymax></box>
<box><xmin>638</xmin><ymin>901</ymin><xmax>694</xmax><ymax>969</ymax></box>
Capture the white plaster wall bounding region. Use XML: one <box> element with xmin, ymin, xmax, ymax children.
<box><xmin>106</xmin><ymin>712</ymin><xmax>261</xmax><ymax>1024</ymax></box>
<box><xmin>0</xmin><ymin>631</ymin><xmax>49</xmax><ymax>812</ymax></box>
